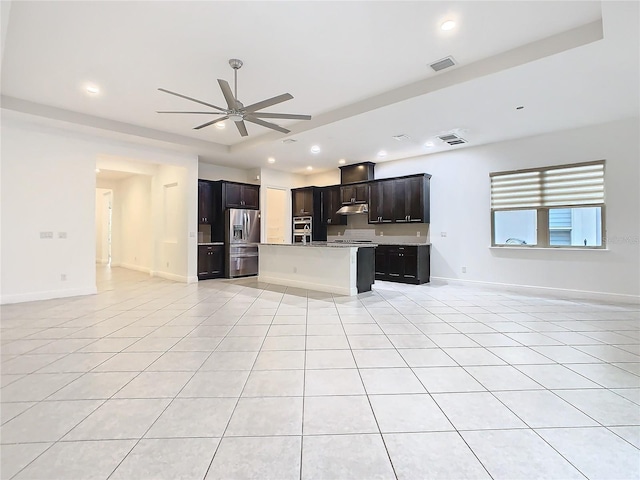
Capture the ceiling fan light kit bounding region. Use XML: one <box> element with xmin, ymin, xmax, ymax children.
<box><xmin>157</xmin><ymin>58</ymin><xmax>311</xmax><ymax>137</ymax></box>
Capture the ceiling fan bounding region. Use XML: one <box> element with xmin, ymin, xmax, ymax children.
<box><xmin>157</xmin><ymin>58</ymin><xmax>311</xmax><ymax>137</ymax></box>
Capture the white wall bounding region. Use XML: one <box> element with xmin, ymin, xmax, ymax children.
<box><xmin>114</xmin><ymin>175</ymin><xmax>152</xmax><ymax>272</ymax></box>
<box><xmin>1</xmin><ymin>113</ymin><xmax>199</xmax><ymax>303</ymax></box>
<box><xmin>305</xmin><ymin>170</ymin><xmax>340</xmax><ymax>187</ymax></box>
<box><xmin>198</xmin><ymin>161</ymin><xmax>251</xmax><ymax>183</ymax></box>
<box><xmin>1</xmin><ymin>119</ymin><xmax>97</xmax><ymax>303</ymax></box>
<box><xmin>152</xmin><ymin>164</ymin><xmax>193</xmax><ymax>281</ymax></box>
<box><xmin>374</xmin><ymin>117</ymin><xmax>640</xmax><ymax>300</ymax></box>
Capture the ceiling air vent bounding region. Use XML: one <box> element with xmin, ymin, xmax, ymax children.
<box><xmin>282</xmin><ymin>139</ymin><xmax>297</xmax><ymax>144</ymax></box>
<box><xmin>392</xmin><ymin>134</ymin><xmax>410</xmax><ymax>141</ymax></box>
<box><xmin>430</xmin><ymin>56</ymin><xmax>456</xmax><ymax>72</ymax></box>
<box><xmin>437</xmin><ymin>133</ymin><xmax>467</xmax><ymax>146</ymax></box>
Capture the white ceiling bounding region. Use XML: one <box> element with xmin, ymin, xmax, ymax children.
<box><xmin>1</xmin><ymin>1</ymin><xmax>638</xmax><ymax>175</ymax></box>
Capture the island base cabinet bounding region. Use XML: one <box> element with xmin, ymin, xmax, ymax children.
<box><xmin>198</xmin><ymin>245</ymin><xmax>224</xmax><ymax>280</ymax></box>
<box><xmin>356</xmin><ymin>247</ymin><xmax>375</xmax><ymax>293</ymax></box>
<box><xmin>375</xmin><ymin>245</ymin><xmax>430</xmax><ymax>284</ymax></box>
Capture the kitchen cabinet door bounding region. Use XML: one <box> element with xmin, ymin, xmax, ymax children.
<box><xmin>340</xmin><ymin>183</ymin><xmax>368</xmax><ymax>204</ymax></box>
<box><xmin>292</xmin><ymin>188</ymin><xmax>314</xmax><ymax>216</ymax></box>
<box><xmin>375</xmin><ymin>246</ymin><xmax>390</xmax><ymax>279</ymax></box>
<box><xmin>370</xmin><ymin>180</ymin><xmax>396</xmax><ymax>223</ymax></box>
<box><xmin>322</xmin><ymin>186</ymin><xmax>346</xmax><ymax>225</ymax></box>
<box><xmin>393</xmin><ymin>175</ymin><xmax>429</xmax><ymax>223</ymax></box>
<box><xmin>198</xmin><ymin>181</ymin><xmax>214</xmax><ymax>224</ymax></box>
<box><xmin>224</xmin><ymin>183</ymin><xmax>243</xmax><ymax>208</ymax></box>
<box><xmin>198</xmin><ymin>245</ymin><xmax>224</xmax><ymax>279</ymax></box>
<box><xmin>375</xmin><ymin>245</ymin><xmax>430</xmax><ymax>284</ymax></box>
<box><xmin>241</xmin><ymin>184</ymin><xmax>260</xmax><ymax>209</ymax></box>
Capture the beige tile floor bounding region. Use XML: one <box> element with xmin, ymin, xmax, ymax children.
<box><xmin>1</xmin><ymin>266</ymin><xmax>639</xmax><ymax>479</ymax></box>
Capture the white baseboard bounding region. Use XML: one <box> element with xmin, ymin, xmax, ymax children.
<box><xmin>151</xmin><ymin>270</ymin><xmax>189</xmax><ymax>283</ymax></box>
<box><xmin>258</xmin><ymin>275</ymin><xmax>356</xmax><ymax>296</ymax></box>
<box><xmin>1</xmin><ymin>286</ymin><xmax>98</xmax><ymax>305</ymax></box>
<box><xmin>187</xmin><ymin>275</ymin><xmax>199</xmax><ymax>284</ymax></box>
<box><xmin>119</xmin><ymin>263</ymin><xmax>151</xmax><ymax>274</ymax></box>
<box><xmin>430</xmin><ymin>276</ymin><xmax>640</xmax><ymax>304</ymax></box>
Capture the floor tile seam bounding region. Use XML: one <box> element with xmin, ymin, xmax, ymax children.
<box><xmin>510</xmin><ymin>362</ymin><xmax>608</xmax><ymax>390</ymax></box>
<box><xmin>490</xmin><ymin>380</ymin><xmax>614</xmax><ymax>434</ymax></box>
<box><xmin>298</xmin><ymin>294</ymin><xmax>311</xmax><ymax>480</ymax></box>
<box><xmin>336</xmin><ymin>304</ymin><xmax>401</xmax><ymax>480</ymax></box>
<box><xmin>6</xmin><ymin>397</ymin><xmax>110</xmax><ymax>480</ymax></box>
<box><xmin>201</xmin><ymin>285</ymin><xmax>283</xmax><ymax>480</ymax></box>
<box><xmin>102</xmin><ymin>344</ymin><xmax>227</xmax><ymax>480</ymax></box>
<box><xmin>458</xmin><ymin>362</ymin><xmax>547</xmax><ymax>393</ymax></box>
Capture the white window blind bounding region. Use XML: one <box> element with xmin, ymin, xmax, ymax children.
<box><xmin>491</xmin><ymin>161</ymin><xmax>604</xmax><ymax>210</ymax></box>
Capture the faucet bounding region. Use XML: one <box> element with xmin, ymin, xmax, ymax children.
<box><xmin>303</xmin><ymin>224</ymin><xmax>310</xmax><ymax>245</ymax></box>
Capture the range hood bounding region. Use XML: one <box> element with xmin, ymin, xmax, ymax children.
<box><xmin>336</xmin><ymin>204</ymin><xmax>369</xmax><ymax>215</ymax></box>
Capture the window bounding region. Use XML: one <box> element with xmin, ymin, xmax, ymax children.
<box><xmin>490</xmin><ymin>161</ymin><xmax>605</xmax><ymax>248</ymax></box>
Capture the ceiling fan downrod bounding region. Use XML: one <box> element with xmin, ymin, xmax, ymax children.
<box><xmin>229</xmin><ymin>58</ymin><xmax>243</xmax><ymax>105</ymax></box>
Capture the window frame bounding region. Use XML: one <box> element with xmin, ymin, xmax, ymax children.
<box><xmin>490</xmin><ymin>160</ymin><xmax>606</xmax><ymax>249</ymax></box>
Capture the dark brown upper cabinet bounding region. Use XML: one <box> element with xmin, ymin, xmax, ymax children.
<box><xmin>393</xmin><ymin>175</ymin><xmax>430</xmax><ymax>223</ymax></box>
<box><xmin>198</xmin><ymin>180</ymin><xmax>214</xmax><ymax>224</ymax></box>
<box><xmin>340</xmin><ymin>183</ymin><xmax>368</xmax><ymax>204</ymax></box>
<box><xmin>223</xmin><ymin>182</ymin><xmax>260</xmax><ymax>209</ymax></box>
<box><xmin>368</xmin><ymin>174</ymin><xmax>430</xmax><ymax>224</ymax></box>
<box><xmin>292</xmin><ymin>187</ymin><xmax>314</xmax><ymax>216</ymax></box>
<box><xmin>321</xmin><ymin>186</ymin><xmax>347</xmax><ymax>226</ymax></box>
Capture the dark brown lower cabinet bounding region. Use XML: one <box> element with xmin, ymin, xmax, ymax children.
<box><xmin>198</xmin><ymin>245</ymin><xmax>224</xmax><ymax>280</ymax></box>
<box><xmin>375</xmin><ymin>245</ymin><xmax>430</xmax><ymax>284</ymax></box>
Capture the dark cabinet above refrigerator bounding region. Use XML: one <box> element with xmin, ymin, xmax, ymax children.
<box><xmin>223</xmin><ymin>182</ymin><xmax>260</xmax><ymax>209</ymax></box>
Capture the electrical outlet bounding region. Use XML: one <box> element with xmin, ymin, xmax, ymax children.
<box><xmin>462</xmin><ymin>267</ymin><xmax>467</xmax><ymax>273</ymax></box>
<box><xmin>416</xmin><ymin>231</ymin><xmax>421</xmax><ymax>237</ymax></box>
<box><xmin>441</xmin><ymin>232</ymin><xmax>447</xmax><ymax>237</ymax></box>
<box><xmin>58</xmin><ymin>232</ymin><xmax>67</xmax><ymax>239</ymax></box>
<box><xmin>40</xmin><ymin>231</ymin><xmax>53</xmax><ymax>239</ymax></box>
<box><xmin>293</xmin><ymin>267</ymin><xmax>297</xmax><ymax>273</ymax></box>
<box><xmin>61</xmin><ymin>274</ymin><xmax>67</xmax><ymax>281</ymax></box>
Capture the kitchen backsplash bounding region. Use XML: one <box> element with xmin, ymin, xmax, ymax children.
<box><xmin>327</xmin><ymin>213</ymin><xmax>430</xmax><ymax>244</ymax></box>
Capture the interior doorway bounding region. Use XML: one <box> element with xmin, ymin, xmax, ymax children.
<box><xmin>95</xmin><ymin>188</ymin><xmax>112</xmax><ymax>265</ymax></box>
<box><xmin>266</xmin><ymin>187</ymin><xmax>287</xmax><ymax>244</ymax></box>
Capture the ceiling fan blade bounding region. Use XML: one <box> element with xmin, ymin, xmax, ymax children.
<box><xmin>194</xmin><ymin>116</ymin><xmax>229</xmax><ymax>130</ymax></box>
<box><xmin>217</xmin><ymin>79</ymin><xmax>238</xmax><ymax>110</ymax></box>
<box><xmin>243</xmin><ymin>93</ymin><xmax>294</xmax><ymax>113</ymax></box>
<box><xmin>244</xmin><ymin>116</ymin><xmax>290</xmax><ymax>134</ymax></box>
<box><xmin>158</xmin><ymin>88</ymin><xmax>226</xmax><ymax>112</ymax></box>
<box><xmin>157</xmin><ymin>111</ymin><xmax>226</xmax><ymax>114</ymax></box>
<box><xmin>250</xmin><ymin>112</ymin><xmax>312</xmax><ymax>120</ymax></box>
<box><xmin>235</xmin><ymin>120</ymin><xmax>248</xmax><ymax>137</ymax></box>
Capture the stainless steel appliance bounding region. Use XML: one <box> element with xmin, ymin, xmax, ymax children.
<box><xmin>293</xmin><ymin>216</ymin><xmax>312</xmax><ymax>244</ymax></box>
<box><xmin>225</xmin><ymin>209</ymin><xmax>260</xmax><ymax>278</ymax></box>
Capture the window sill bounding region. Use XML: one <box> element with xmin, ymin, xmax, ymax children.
<box><xmin>490</xmin><ymin>246</ymin><xmax>608</xmax><ymax>251</ymax></box>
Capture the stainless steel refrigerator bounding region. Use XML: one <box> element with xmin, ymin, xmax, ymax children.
<box><xmin>225</xmin><ymin>208</ymin><xmax>260</xmax><ymax>278</ymax></box>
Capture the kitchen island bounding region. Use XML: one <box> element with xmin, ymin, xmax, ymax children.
<box><xmin>258</xmin><ymin>243</ymin><xmax>375</xmax><ymax>296</ymax></box>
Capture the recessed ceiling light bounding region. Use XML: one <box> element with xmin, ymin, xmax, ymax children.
<box><xmin>377</xmin><ymin>150</ymin><xmax>387</xmax><ymax>157</ymax></box>
<box><xmin>310</xmin><ymin>145</ymin><xmax>320</xmax><ymax>154</ymax></box>
<box><xmin>306</xmin><ymin>166</ymin><xmax>313</xmax><ymax>171</ymax></box>
<box><xmin>85</xmin><ymin>85</ymin><xmax>100</xmax><ymax>95</ymax></box>
<box><xmin>424</xmin><ymin>141</ymin><xmax>434</xmax><ymax>148</ymax></box>
<box><xmin>441</xmin><ymin>20</ymin><xmax>456</xmax><ymax>31</ymax></box>
<box><xmin>268</xmin><ymin>157</ymin><xmax>276</xmax><ymax>164</ymax></box>
<box><xmin>95</xmin><ymin>168</ymin><xmax>101</xmax><ymax>173</ymax></box>
<box><xmin>215</xmin><ymin>122</ymin><xmax>226</xmax><ymax>129</ymax></box>
<box><xmin>338</xmin><ymin>159</ymin><xmax>346</xmax><ymax>165</ymax></box>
